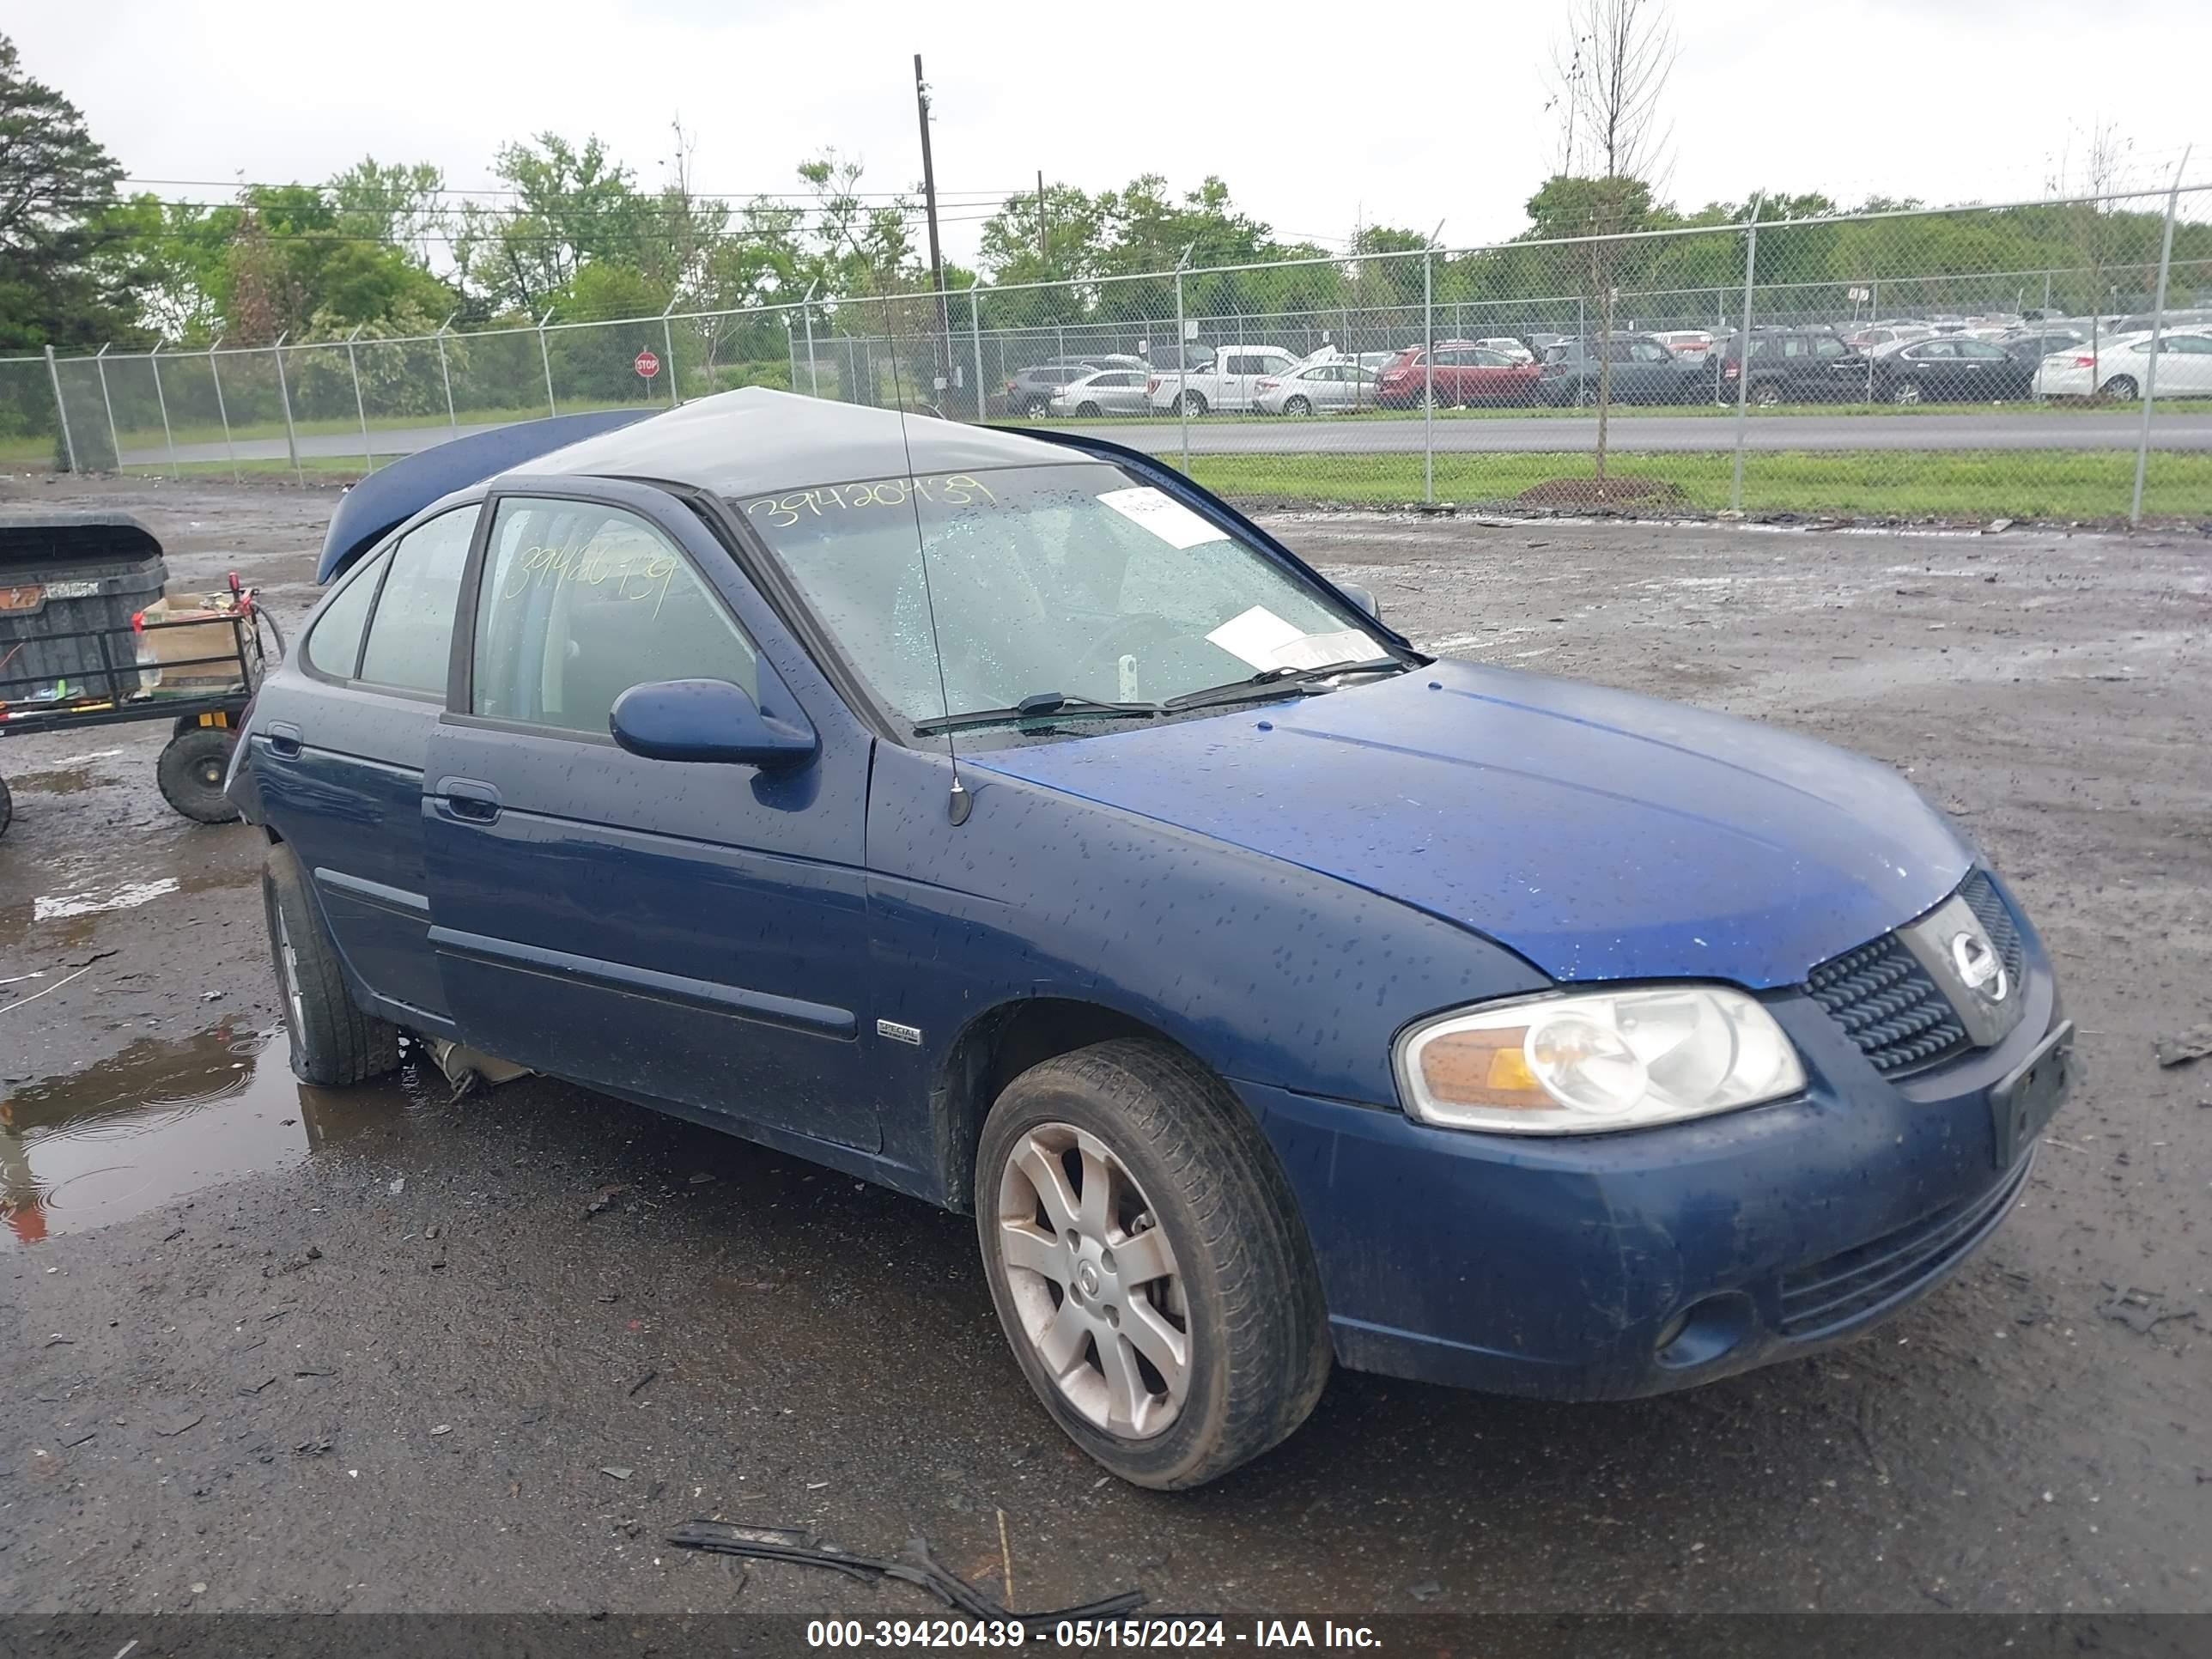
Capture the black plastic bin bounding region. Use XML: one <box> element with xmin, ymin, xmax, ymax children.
<box><xmin>0</xmin><ymin>512</ymin><xmax>169</xmax><ymax>704</ymax></box>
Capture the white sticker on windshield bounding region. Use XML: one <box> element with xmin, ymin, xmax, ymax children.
<box><xmin>1206</xmin><ymin>608</ymin><xmax>1382</xmax><ymax>672</ymax></box>
<box><xmin>1096</xmin><ymin>486</ymin><xmax>1229</xmax><ymax>550</ymax></box>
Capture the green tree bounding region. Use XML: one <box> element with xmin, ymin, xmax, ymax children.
<box><xmin>0</xmin><ymin>33</ymin><xmax>142</xmax><ymax>350</ymax></box>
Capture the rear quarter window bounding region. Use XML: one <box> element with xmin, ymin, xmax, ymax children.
<box><xmin>357</xmin><ymin>507</ymin><xmax>476</xmax><ymax>695</ymax></box>
<box><xmin>304</xmin><ymin>547</ymin><xmax>390</xmax><ymax>680</ymax></box>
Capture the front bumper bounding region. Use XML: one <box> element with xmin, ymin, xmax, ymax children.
<box><xmin>1244</xmin><ymin>939</ymin><xmax>2065</xmax><ymax>1401</ymax></box>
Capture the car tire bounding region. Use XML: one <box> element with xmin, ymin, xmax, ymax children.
<box><xmin>1891</xmin><ymin>380</ymin><xmax>1924</xmax><ymax>405</ymax></box>
<box><xmin>1751</xmin><ymin>380</ymin><xmax>1782</xmax><ymax>408</ymax></box>
<box><xmin>1076</xmin><ymin>402</ymin><xmax>1101</xmax><ymax>417</ymax></box>
<box><xmin>1177</xmin><ymin>392</ymin><xmax>1208</xmax><ymax>417</ymax></box>
<box><xmin>263</xmin><ymin>842</ymin><xmax>403</xmax><ymax>1087</ymax></box>
<box><xmin>1024</xmin><ymin>398</ymin><xmax>1049</xmax><ymax>419</ymax></box>
<box><xmin>1284</xmin><ymin>396</ymin><xmax>1312</xmax><ymax>416</ymax></box>
<box><xmin>2100</xmin><ymin>374</ymin><xmax>2139</xmax><ymax>401</ymax></box>
<box><xmin>156</xmin><ymin>726</ymin><xmax>241</xmax><ymax>824</ymax></box>
<box><xmin>975</xmin><ymin>1038</ymin><xmax>1331</xmax><ymax>1490</ymax></box>
<box><xmin>0</xmin><ymin>772</ymin><xmax>12</xmax><ymax>839</ymax></box>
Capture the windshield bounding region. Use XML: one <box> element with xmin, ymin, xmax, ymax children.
<box><xmin>735</xmin><ymin>462</ymin><xmax>1387</xmax><ymax>728</ymax></box>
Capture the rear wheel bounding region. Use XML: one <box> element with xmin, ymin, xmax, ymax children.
<box><xmin>2100</xmin><ymin>374</ymin><xmax>2139</xmax><ymax>401</ymax></box>
<box><xmin>156</xmin><ymin>726</ymin><xmax>240</xmax><ymax>824</ymax></box>
<box><xmin>1751</xmin><ymin>380</ymin><xmax>1783</xmax><ymax>408</ymax></box>
<box><xmin>1024</xmin><ymin>397</ymin><xmax>1050</xmax><ymax>418</ymax></box>
<box><xmin>975</xmin><ymin>1039</ymin><xmax>1330</xmax><ymax>1489</ymax></box>
<box><xmin>1284</xmin><ymin>395</ymin><xmax>1313</xmax><ymax>416</ymax></box>
<box><xmin>262</xmin><ymin>843</ymin><xmax>402</xmax><ymax>1086</ymax></box>
<box><xmin>1177</xmin><ymin>391</ymin><xmax>1208</xmax><ymax>417</ymax></box>
<box><xmin>1891</xmin><ymin>379</ymin><xmax>1925</xmax><ymax>405</ymax></box>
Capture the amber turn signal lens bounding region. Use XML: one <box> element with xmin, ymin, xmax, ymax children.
<box><xmin>1415</xmin><ymin>1028</ymin><xmax>1550</xmax><ymax>1110</ymax></box>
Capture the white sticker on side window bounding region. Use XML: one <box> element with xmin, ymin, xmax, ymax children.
<box><xmin>1096</xmin><ymin>486</ymin><xmax>1229</xmax><ymax>549</ymax></box>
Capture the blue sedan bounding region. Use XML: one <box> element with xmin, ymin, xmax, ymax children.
<box><xmin>228</xmin><ymin>389</ymin><xmax>2072</xmax><ymax>1489</ymax></box>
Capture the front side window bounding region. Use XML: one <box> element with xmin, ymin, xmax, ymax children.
<box><xmin>472</xmin><ymin>498</ymin><xmax>758</xmax><ymax>737</ymax></box>
<box><xmin>305</xmin><ymin>546</ymin><xmax>391</xmax><ymax>680</ymax></box>
<box><xmin>1814</xmin><ymin>337</ymin><xmax>1847</xmax><ymax>357</ymax></box>
<box><xmin>738</xmin><ymin>464</ymin><xmax>1386</xmax><ymax>730</ymax></box>
<box><xmin>357</xmin><ymin>507</ymin><xmax>476</xmax><ymax>695</ymax></box>
<box><xmin>1632</xmin><ymin>342</ymin><xmax>1671</xmax><ymax>362</ymax></box>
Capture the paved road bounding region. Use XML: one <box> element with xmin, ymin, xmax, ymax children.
<box><xmin>118</xmin><ymin>407</ymin><xmax>2212</xmax><ymax>470</ymax></box>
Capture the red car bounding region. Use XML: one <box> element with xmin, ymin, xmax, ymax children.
<box><xmin>1375</xmin><ymin>342</ymin><xmax>1542</xmax><ymax>408</ymax></box>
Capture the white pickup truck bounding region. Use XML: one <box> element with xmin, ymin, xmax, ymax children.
<box><xmin>1145</xmin><ymin>344</ymin><xmax>1302</xmax><ymax>416</ymax></box>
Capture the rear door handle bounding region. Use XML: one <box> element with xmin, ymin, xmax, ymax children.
<box><xmin>266</xmin><ymin>721</ymin><xmax>302</xmax><ymax>758</ymax></box>
<box><xmin>440</xmin><ymin>778</ymin><xmax>502</xmax><ymax>823</ymax></box>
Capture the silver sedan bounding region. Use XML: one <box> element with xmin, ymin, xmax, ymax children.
<box><xmin>1048</xmin><ymin>368</ymin><xmax>1155</xmax><ymax>418</ymax></box>
<box><xmin>1255</xmin><ymin>362</ymin><xmax>1384</xmax><ymax>416</ymax></box>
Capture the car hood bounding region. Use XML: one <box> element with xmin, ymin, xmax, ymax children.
<box><xmin>966</xmin><ymin>659</ymin><xmax>1969</xmax><ymax>988</ymax></box>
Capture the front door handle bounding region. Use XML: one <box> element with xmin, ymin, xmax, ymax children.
<box><xmin>441</xmin><ymin>778</ymin><xmax>502</xmax><ymax>823</ymax></box>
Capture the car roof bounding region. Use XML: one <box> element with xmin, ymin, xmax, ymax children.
<box><xmin>514</xmin><ymin>387</ymin><xmax>1082</xmax><ymax>502</ymax></box>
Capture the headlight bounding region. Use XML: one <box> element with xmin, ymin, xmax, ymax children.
<box><xmin>1395</xmin><ymin>986</ymin><xmax>1806</xmax><ymax>1135</ymax></box>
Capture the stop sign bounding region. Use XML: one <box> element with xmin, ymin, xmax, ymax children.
<box><xmin>635</xmin><ymin>349</ymin><xmax>660</xmax><ymax>380</ymax></box>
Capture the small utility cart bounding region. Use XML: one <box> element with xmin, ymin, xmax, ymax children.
<box><xmin>0</xmin><ymin>512</ymin><xmax>282</xmax><ymax>837</ymax></box>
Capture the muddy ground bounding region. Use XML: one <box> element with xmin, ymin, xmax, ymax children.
<box><xmin>1</xmin><ymin>474</ymin><xmax>2207</xmax><ymax>1618</ymax></box>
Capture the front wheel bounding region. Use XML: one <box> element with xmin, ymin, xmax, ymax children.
<box><xmin>156</xmin><ymin>726</ymin><xmax>240</xmax><ymax>823</ymax></box>
<box><xmin>263</xmin><ymin>843</ymin><xmax>403</xmax><ymax>1086</ymax></box>
<box><xmin>0</xmin><ymin>773</ymin><xmax>12</xmax><ymax>839</ymax></box>
<box><xmin>1075</xmin><ymin>401</ymin><xmax>1102</xmax><ymax>417</ymax></box>
<box><xmin>975</xmin><ymin>1040</ymin><xmax>1330</xmax><ymax>1489</ymax></box>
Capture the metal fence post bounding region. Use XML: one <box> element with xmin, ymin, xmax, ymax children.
<box><xmin>2130</xmin><ymin>151</ymin><xmax>2190</xmax><ymax>527</ymax></box>
<box><xmin>1423</xmin><ymin>247</ymin><xmax>1435</xmax><ymax>504</ymax></box>
<box><xmin>802</xmin><ymin>281</ymin><xmax>820</xmax><ymax>398</ymax></box>
<box><xmin>661</xmin><ymin>297</ymin><xmax>680</xmax><ymax>408</ymax></box>
<box><xmin>538</xmin><ymin>309</ymin><xmax>558</xmax><ymax>416</ymax></box>
<box><xmin>207</xmin><ymin>337</ymin><xmax>240</xmax><ymax>484</ymax></box>
<box><xmin>1730</xmin><ymin>204</ymin><xmax>1760</xmax><ymax>513</ymax></box>
<box><xmin>94</xmin><ymin>343</ymin><xmax>122</xmax><ymax>471</ymax></box>
<box><xmin>969</xmin><ymin>289</ymin><xmax>988</xmax><ymax>422</ymax></box>
<box><xmin>1175</xmin><ymin>264</ymin><xmax>1189</xmax><ymax>471</ymax></box>
<box><xmin>44</xmin><ymin>345</ymin><xmax>79</xmax><ymax>473</ymax></box>
<box><xmin>271</xmin><ymin>333</ymin><xmax>303</xmax><ymax>484</ymax></box>
<box><xmin>435</xmin><ymin>312</ymin><xmax>459</xmax><ymax>434</ymax></box>
<box><xmin>149</xmin><ymin>343</ymin><xmax>179</xmax><ymax>477</ymax></box>
<box><xmin>345</xmin><ymin>325</ymin><xmax>373</xmax><ymax>472</ymax></box>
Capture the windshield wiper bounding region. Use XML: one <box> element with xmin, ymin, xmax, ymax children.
<box><xmin>1164</xmin><ymin>657</ymin><xmax>1408</xmax><ymax>712</ymax></box>
<box><xmin>913</xmin><ymin>690</ymin><xmax>1161</xmax><ymax>736</ymax></box>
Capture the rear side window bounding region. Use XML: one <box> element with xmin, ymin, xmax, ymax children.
<box><xmin>471</xmin><ymin>498</ymin><xmax>758</xmax><ymax>738</ymax></box>
<box><xmin>305</xmin><ymin>547</ymin><xmax>390</xmax><ymax>680</ymax></box>
<box><xmin>358</xmin><ymin>508</ymin><xmax>476</xmax><ymax>694</ymax></box>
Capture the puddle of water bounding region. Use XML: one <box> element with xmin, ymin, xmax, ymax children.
<box><xmin>0</xmin><ymin>1021</ymin><xmax>434</xmax><ymax>1246</ymax></box>
<box><xmin>8</xmin><ymin>767</ymin><xmax>100</xmax><ymax>795</ymax></box>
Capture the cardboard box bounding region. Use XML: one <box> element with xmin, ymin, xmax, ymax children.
<box><xmin>135</xmin><ymin>595</ymin><xmax>246</xmax><ymax>690</ymax></box>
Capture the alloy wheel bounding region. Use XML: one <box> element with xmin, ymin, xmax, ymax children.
<box><xmin>994</xmin><ymin>1121</ymin><xmax>1191</xmax><ymax>1439</ymax></box>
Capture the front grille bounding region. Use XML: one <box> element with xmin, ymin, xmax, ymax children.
<box><xmin>1805</xmin><ymin>934</ymin><xmax>1968</xmax><ymax>1075</ymax></box>
<box><xmin>1778</xmin><ymin>1153</ymin><xmax>2033</xmax><ymax>1338</ymax></box>
<box><xmin>1959</xmin><ymin>870</ymin><xmax>2025</xmax><ymax>988</ymax></box>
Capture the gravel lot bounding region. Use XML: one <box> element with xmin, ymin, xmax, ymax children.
<box><xmin>2</xmin><ymin>475</ymin><xmax>2208</xmax><ymax>1618</ymax></box>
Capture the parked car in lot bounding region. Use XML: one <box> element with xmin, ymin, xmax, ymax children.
<box><xmin>1049</xmin><ymin>368</ymin><xmax>1154</xmax><ymax>418</ymax></box>
<box><xmin>1375</xmin><ymin>342</ymin><xmax>1542</xmax><ymax>407</ymax></box>
<box><xmin>1255</xmin><ymin>361</ymin><xmax>1384</xmax><ymax>415</ymax></box>
<box><xmin>2033</xmin><ymin>329</ymin><xmax>2212</xmax><ymax>399</ymax></box>
<box><xmin>1845</xmin><ymin>323</ymin><xmax>1931</xmax><ymax>350</ymax></box>
<box><xmin>1472</xmin><ymin>336</ymin><xmax>1537</xmax><ymax>364</ymax></box>
<box><xmin>1859</xmin><ymin>335</ymin><xmax>2036</xmax><ymax>404</ymax></box>
<box><xmin>2001</xmin><ymin>328</ymin><xmax>2087</xmax><ymax>366</ymax></box>
<box><xmin>1651</xmin><ymin>329</ymin><xmax>1716</xmax><ymax>367</ymax></box>
<box><xmin>1004</xmin><ymin>362</ymin><xmax>1101</xmax><ymax>419</ymax></box>
<box><xmin>1146</xmin><ymin>344</ymin><xmax>1301</xmax><ymax>415</ymax></box>
<box><xmin>1535</xmin><ymin>334</ymin><xmax>1692</xmax><ymax>405</ymax></box>
<box><xmin>1716</xmin><ymin>326</ymin><xmax>1856</xmax><ymax>405</ymax></box>
<box><xmin>234</xmin><ymin>391</ymin><xmax>2072</xmax><ymax>1490</ymax></box>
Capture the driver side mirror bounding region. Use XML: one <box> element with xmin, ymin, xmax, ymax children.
<box><xmin>610</xmin><ymin>678</ymin><xmax>817</xmax><ymax>769</ymax></box>
<box><xmin>1338</xmin><ymin>582</ymin><xmax>1382</xmax><ymax>623</ymax></box>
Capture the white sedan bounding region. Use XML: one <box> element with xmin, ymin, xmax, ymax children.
<box><xmin>1255</xmin><ymin>362</ymin><xmax>1385</xmax><ymax>415</ymax></box>
<box><xmin>2033</xmin><ymin>329</ymin><xmax>2212</xmax><ymax>399</ymax></box>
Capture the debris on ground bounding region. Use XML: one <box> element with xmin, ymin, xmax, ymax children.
<box><xmin>2154</xmin><ymin>1025</ymin><xmax>2212</xmax><ymax>1068</ymax></box>
<box><xmin>600</xmin><ymin>1466</ymin><xmax>634</xmax><ymax>1481</ymax></box>
<box><xmin>664</xmin><ymin>1520</ymin><xmax>1146</xmax><ymax>1627</ymax></box>
<box><xmin>2098</xmin><ymin>1289</ymin><xmax>2201</xmax><ymax>1336</ymax></box>
<box><xmin>586</xmin><ymin>1184</ymin><xmax>628</xmax><ymax>1218</ymax></box>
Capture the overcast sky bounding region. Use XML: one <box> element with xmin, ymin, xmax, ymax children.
<box><xmin>17</xmin><ymin>0</ymin><xmax>2209</xmax><ymax>267</ymax></box>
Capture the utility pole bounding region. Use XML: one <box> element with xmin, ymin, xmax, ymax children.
<box><xmin>1037</xmin><ymin>170</ymin><xmax>1048</xmax><ymax>264</ymax></box>
<box><xmin>914</xmin><ymin>55</ymin><xmax>952</xmax><ymax>352</ymax></box>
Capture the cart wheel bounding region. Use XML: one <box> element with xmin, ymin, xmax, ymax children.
<box><xmin>0</xmin><ymin>774</ymin><xmax>12</xmax><ymax>839</ymax></box>
<box><xmin>157</xmin><ymin>727</ymin><xmax>240</xmax><ymax>824</ymax></box>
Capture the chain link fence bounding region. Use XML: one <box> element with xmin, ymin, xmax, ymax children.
<box><xmin>7</xmin><ymin>183</ymin><xmax>2208</xmax><ymax>525</ymax></box>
